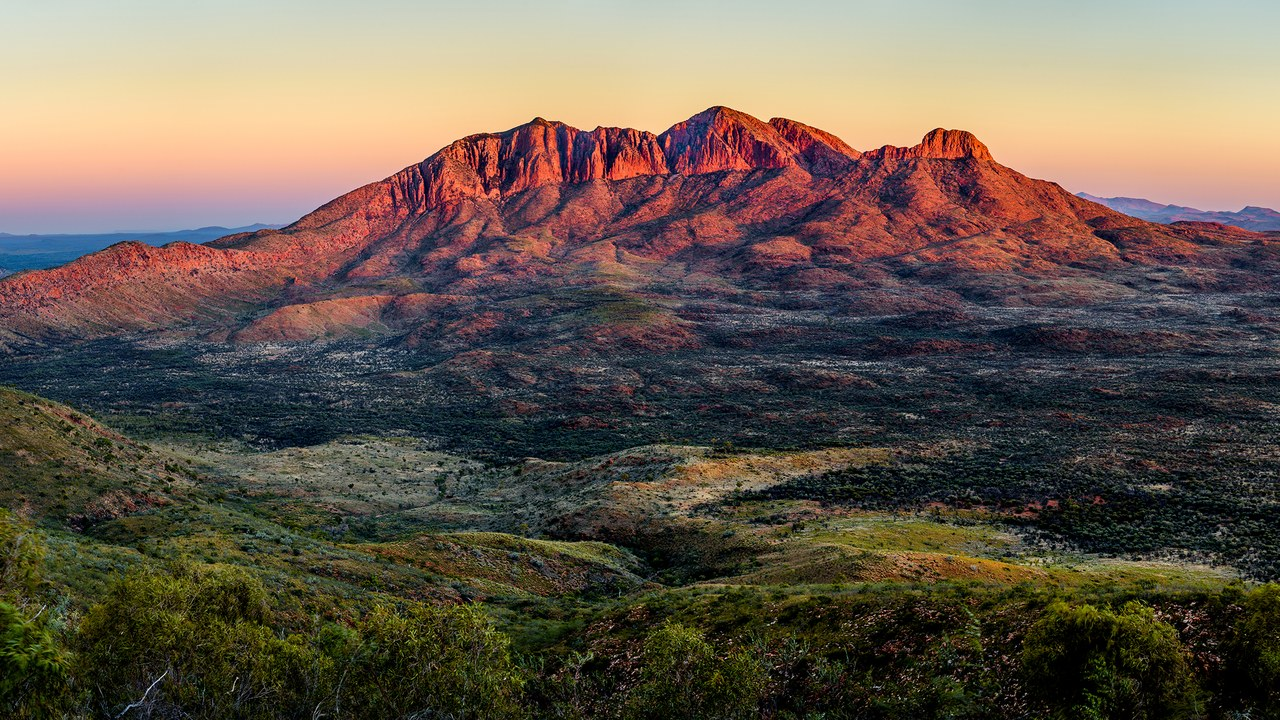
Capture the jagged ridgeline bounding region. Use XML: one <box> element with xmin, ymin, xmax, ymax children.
<box><xmin>1</xmin><ymin>106</ymin><xmax>1273</xmax><ymax>346</ymax></box>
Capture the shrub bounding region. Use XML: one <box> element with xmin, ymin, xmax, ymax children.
<box><xmin>1022</xmin><ymin>601</ymin><xmax>1197</xmax><ymax>720</ymax></box>
<box><xmin>336</xmin><ymin>602</ymin><xmax>526</xmax><ymax>720</ymax></box>
<box><xmin>1226</xmin><ymin>584</ymin><xmax>1280</xmax><ymax>717</ymax></box>
<box><xmin>0</xmin><ymin>512</ymin><xmax>71</xmax><ymax>719</ymax></box>
<box><xmin>76</xmin><ymin>563</ymin><xmax>329</xmax><ymax>719</ymax></box>
<box><xmin>625</xmin><ymin>622</ymin><xmax>765</xmax><ymax>720</ymax></box>
<box><xmin>0</xmin><ymin>509</ymin><xmax>44</xmax><ymax>601</ymax></box>
<box><xmin>1</xmin><ymin>601</ymin><xmax>71</xmax><ymax>719</ymax></box>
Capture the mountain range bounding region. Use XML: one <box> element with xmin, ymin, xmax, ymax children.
<box><xmin>1077</xmin><ymin>193</ymin><xmax>1280</xmax><ymax>232</ymax></box>
<box><xmin>0</xmin><ymin>106</ymin><xmax>1274</xmax><ymax>351</ymax></box>
<box><xmin>1</xmin><ymin>106</ymin><xmax>1279</xmax><ymax>459</ymax></box>
<box><xmin>0</xmin><ymin>224</ymin><xmax>279</xmax><ymax>272</ymax></box>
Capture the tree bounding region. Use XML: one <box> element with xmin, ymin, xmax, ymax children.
<box><xmin>1022</xmin><ymin>601</ymin><xmax>1197</xmax><ymax>720</ymax></box>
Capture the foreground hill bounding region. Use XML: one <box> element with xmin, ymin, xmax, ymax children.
<box><xmin>3</xmin><ymin>386</ymin><xmax>1279</xmax><ymax>719</ymax></box>
<box><xmin>0</xmin><ymin>385</ymin><xmax>191</xmax><ymax>524</ymax></box>
<box><xmin>1079</xmin><ymin>193</ymin><xmax>1280</xmax><ymax>232</ymax></box>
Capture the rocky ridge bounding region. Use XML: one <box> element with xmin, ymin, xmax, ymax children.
<box><xmin>0</xmin><ymin>106</ymin><xmax>1273</xmax><ymax>349</ymax></box>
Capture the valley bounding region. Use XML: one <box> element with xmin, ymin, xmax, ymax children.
<box><xmin>4</xmin><ymin>379</ymin><xmax>1272</xmax><ymax>717</ymax></box>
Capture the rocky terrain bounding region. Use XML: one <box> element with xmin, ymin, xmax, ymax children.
<box><xmin>1</xmin><ymin>107</ymin><xmax>1274</xmax><ymax>350</ymax></box>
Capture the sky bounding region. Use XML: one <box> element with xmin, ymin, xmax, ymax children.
<box><xmin>2</xmin><ymin>0</ymin><xmax>1278</xmax><ymax>233</ymax></box>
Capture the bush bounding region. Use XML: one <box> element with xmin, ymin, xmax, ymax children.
<box><xmin>1226</xmin><ymin>584</ymin><xmax>1280</xmax><ymax>717</ymax></box>
<box><xmin>1022</xmin><ymin>601</ymin><xmax>1197</xmax><ymax>720</ymax></box>
<box><xmin>76</xmin><ymin>563</ymin><xmax>330</xmax><ymax>719</ymax></box>
<box><xmin>625</xmin><ymin>623</ymin><xmax>765</xmax><ymax>720</ymax></box>
<box><xmin>337</xmin><ymin>602</ymin><xmax>527</xmax><ymax>720</ymax></box>
<box><xmin>0</xmin><ymin>512</ymin><xmax>71</xmax><ymax>719</ymax></box>
<box><xmin>0</xmin><ymin>509</ymin><xmax>44</xmax><ymax>601</ymax></box>
<box><xmin>1</xmin><ymin>602</ymin><xmax>70</xmax><ymax>719</ymax></box>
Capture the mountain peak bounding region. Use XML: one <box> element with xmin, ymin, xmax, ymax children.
<box><xmin>767</xmin><ymin>117</ymin><xmax>862</xmax><ymax>170</ymax></box>
<box><xmin>682</xmin><ymin>105</ymin><xmax>759</xmax><ymax>124</ymax></box>
<box><xmin>866</xmin><ymin>128</ymin><xmax>993</xmax><ymax>162</ymax></box>
<box><xmin>658</xmin><ymin>106</ymin><xmax>796</xmax><ymax>174</ymax></box>
<box><xmin>917</xmin><ymin>128</ymin><xmax>992</xmax><ymax>160</ymax></box>
<box><xmin>523</xmin><ymin>116</ymin><xmax>565</xmax><ymax>129</ymax></box>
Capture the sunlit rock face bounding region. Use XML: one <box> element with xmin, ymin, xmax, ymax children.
<box><xmin>0</xmin><ymin>106</ymin><xmax>1272</xmax><ymax>349</ymax></box>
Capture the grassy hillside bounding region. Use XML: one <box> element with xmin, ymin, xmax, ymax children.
<box><xmin>3</xmin><ymin>386</ymin><xmax>1279</xmax><ymax>718</ymax></box>
<box><xmin>0</xmin><ymin>386</ymin><xmax>191</xmax><ymax>524</ymax></box>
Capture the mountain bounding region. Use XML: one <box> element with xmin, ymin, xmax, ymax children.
<box><xmin>1</xmin><ymin>107</ymin><xmax>1278</xmax><ymax>460</ymax></box>
<box><xmin>0</xmin><ymin>224</ymin><xmax>280</xmax><ymax>272</ymax></box>
<box><xmin>0</xmin><ymin>107</ymin><xmax>1270</xmax><ymax>349</ymax></box>
<box><xmin>1078</xmin><ymin>193</ymin><xmax>1280</xmax><ymax>232</ymax></box>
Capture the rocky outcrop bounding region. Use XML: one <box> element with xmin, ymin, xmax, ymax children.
<box><xmin>767</xmin><ymin>117</ymin><xmax>862</xmax><ymax>173</ymax></box>
<box><xmin>865</xmin><ymin>128</ymin><xmax>993</xmax><ymax>162</ymax></box>
<box><xmin>387</xmin><ymin>106</ymin><xmax>866</xmax><ymax>213</ymax></box>
<box><xmin>407</xmin><ymin>119</ymin><xmax>671</xmax><ymax>208</ymax></box>
<box><xmin>657</xmin><ymin>106</ymin><xmax>799</xmax><ymax>175</ymax></box>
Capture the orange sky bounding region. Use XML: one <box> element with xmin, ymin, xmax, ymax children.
<box><xmin>2</xmin><ymin>0</ymin><xmax>1277</xmax><ymax>233</ymax></box>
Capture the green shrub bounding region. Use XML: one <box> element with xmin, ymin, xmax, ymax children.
<box><xmin>1022</xmin><ymin>601</ymin><xmax>1197</xmax><ymax>720</ymax></box>
<box><xmin>1</xmin><ymin>601</ymin><xmax>71</xmax><ymax>719</ymax></box>
<box><xmin>76</xmin><ymin>563</ymin><xmax>330</xmax><ymax>719</ymax></box>
<box><xmin>1226</xmin><ymin>584</ymin><xmax>1280</xmax><ymax>717</ymax></box>
<box><xmin>337</xmin><ymin>602</ymin><xmax>526</xmax><ymax>720</ymax></box>
<box><xmin>0</xmin><ymin>509</ymin><xmax>44</xmax><ymax>601</ymax></box>
<box><xmin>0</xmin><ymin>512</ymin><xmax>71</xmax><ymax>719</ymax></box>
<box><xmin>625</xmin><ymin>622</ymin><xmax>765</xmax><ymax>720</ymax></box>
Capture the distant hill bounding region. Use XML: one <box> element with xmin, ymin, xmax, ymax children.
<box><xmin>0</xmin><ymin>224</ymin><xmax>279</xmax><ymax>272</ymax></box>
<box><xmin>1078</xmin><ymin>193</ymin><xmax>1280</xmax><ymax>232</ymax></box>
